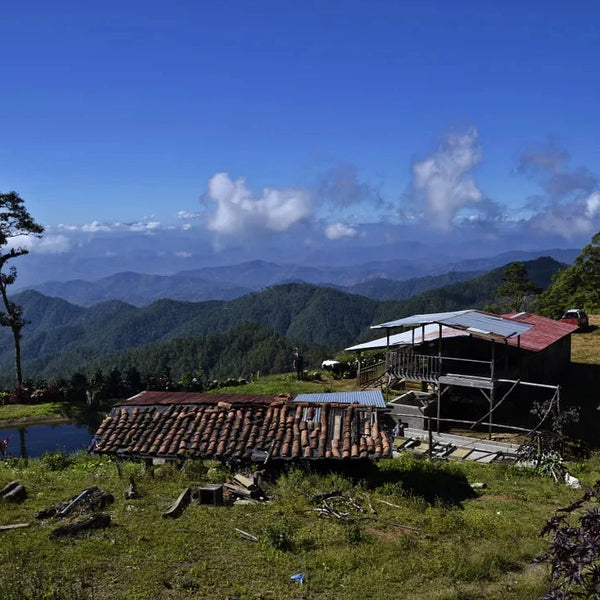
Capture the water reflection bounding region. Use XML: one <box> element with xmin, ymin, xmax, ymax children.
<box><xmin>0</xmin><ymin>421</ymin><xmax>93</xmax><ymax>458</ymax></box>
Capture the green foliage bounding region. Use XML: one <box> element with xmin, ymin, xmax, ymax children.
<box><xmin>0</xmin><ymin>451</ymin><xmax>589</xmax><ymax>599</ymax></box>
<box><xmin>39</xmin><ymin>450</ymin><xmax>73</xmax><ymax>471</ymax></box>
<box><xmin>494</xmin><ymin>262</ymin><xmax>541</xmax><ymax>312</ymax></box>
<box><xmin>537</xmin><ymin>232</ymin><xmax>600</xmax><ymax>317</ymax></box>
<box><xmin>369</xmin><ymin>256</ymin><xmax>563</xmax><ymax>334</ymax></box>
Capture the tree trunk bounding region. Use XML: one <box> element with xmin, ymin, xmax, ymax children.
<box><xmin>0</xmin><ymin>280</ymin><xmax>23</xmax><ymax>386</ymax></box>
<box><xmin>12</xmin><ymin>326</ymin><xmax>22</xmax><ymax>386</ymax></box>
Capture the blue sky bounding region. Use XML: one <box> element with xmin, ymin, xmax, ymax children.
<box><xmin>2</xmin><ymin>1</ymin><xmax>600</xmax><ymax>279</ymax></box>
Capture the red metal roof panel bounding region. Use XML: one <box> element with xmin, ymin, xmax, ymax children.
<box><xmin>502</xmin><ymin>312</ymin><xmax>577</xmax><ymax>352</ymax></box>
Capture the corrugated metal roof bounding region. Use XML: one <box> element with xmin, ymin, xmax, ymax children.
<box><xmin>346</xmin><ymin>324</ymin><xmax>468</xmax><ymax>351</ymax></box>
<box><xmin>503</xmin><ymin>312</ymin><xmax>578</xmax><ymax>351</ymax></box>
<box><xmin>372</xmin><ymin>310</ymin><xmax>470</xmax><ymax>329</ymax></box>
<box><xmin>293</xmin><ymin>390</ymin><xmax>386</xmax><ymax>408</ymax></box>
<box><xmin>371</xmin><ymin>309</ymin><xmax>532</xmax><ymax>340</ymax></box>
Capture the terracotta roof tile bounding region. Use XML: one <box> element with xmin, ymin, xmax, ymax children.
<box><xmin>91</xmin><ymin>391</ymin><xmax>390</xmax><ymax>462</ymax></box>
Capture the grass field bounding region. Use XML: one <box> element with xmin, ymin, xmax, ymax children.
<box><xmin>1</xmin><ymin>450</ymin><xmax>594</xmax><ymax>600</ymax></box>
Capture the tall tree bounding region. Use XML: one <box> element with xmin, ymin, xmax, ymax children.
<box><xmin>495</xmin><ymin>262</ymin><xmax>540</xmax><ymax>313</ymax></box>
<box><xmin>0</xmin><ymin>192</ymin><xmax>44</xmax><ymax>386</ymax></box>
<box><xmin>537</xmin><ymin>232</ymin><xmax>600</xmax><ymax>318</ymax></box>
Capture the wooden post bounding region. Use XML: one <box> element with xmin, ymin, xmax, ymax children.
<box><xmin>489</xmin><ymin>342</ymin><xmax>495</xmax><ymax>440</ymax></box>
<box><xmin>437</xmin><ymin>324</ymin><xmax>442</xmax><ymax>433</ymax></box>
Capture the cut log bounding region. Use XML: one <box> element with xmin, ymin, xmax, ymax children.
<box><xmin>3</xmin><ymin>485</ymin><xmax>27</xmax><ymax>503</ymax></box>
<box><xmin>162</xmin><ymin>488</ymin><xmax>191</xmax><ymax>518</ymax></box>
<box><xmin>50</xmin><ymin>513</ymin><xmax>112</xmax><ymax>538</ymax></box>
<box><xmin>0</xmin><ymin>481</ymin><xmax>20</xmax><ymax>497</ymax></box>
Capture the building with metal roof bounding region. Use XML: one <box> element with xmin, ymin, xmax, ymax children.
<box><xmin>351</xmin><ymin>309</ymin><xmax>572</xmax><ymax>440</ymax></box>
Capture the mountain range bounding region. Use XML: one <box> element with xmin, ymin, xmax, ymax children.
<box><xmin>22</xmin><ymin>248</ymin><xmax>578</xmax><ymax>307</ymax></box>
<box><xmin>0</xmin><ymin>256</ymin><xmax>566</xmax><ymax>387</ymax></box>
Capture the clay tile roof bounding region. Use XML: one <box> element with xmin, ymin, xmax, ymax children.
<box><xmin>91</xmin><ymin>391</ymin><xmax>390</xmax><ymax>462</ymax></box>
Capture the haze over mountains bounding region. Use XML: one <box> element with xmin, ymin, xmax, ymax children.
<box><xmin>23</xmin><ymin>248</ymin><xmax>578</xmax><ymax>307</ymax></box>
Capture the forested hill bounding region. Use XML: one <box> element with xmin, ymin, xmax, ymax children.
<box><xmin>0</xmin><ymin>256</ymin><xmax>564</xmax><ymax>384</ymax></box>
<box><xmin>370</xmin><ymin>255</ymin><xmax>564</xmax><ymax>327</ymax></box>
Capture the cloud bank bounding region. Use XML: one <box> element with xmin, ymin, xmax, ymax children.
<box><xmin>201</xmin><ymin>173</ymin><xmax>312</xmax><ymax>237</ymax></box>
<box><xmin>519</xmin><ymin>140</ymin><xmax>600</xmax><ymax>238</ymax></box>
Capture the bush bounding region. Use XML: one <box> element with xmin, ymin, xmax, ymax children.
<box><xmin>40</xmin><ymin>450</ymin><xmax>73</xmax><ymax>471</ymax></box>
<box><xmin>9</xmin><ymin>384</ymin><xmax>32</xmax><ymax>404</ymax></box>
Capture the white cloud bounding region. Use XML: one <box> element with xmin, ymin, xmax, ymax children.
<box><xmin>203</xmin><ymin>172</ymin><xmax>311</xmax><ymax>235</ymax></box>
<box><xmin>128</xmin><ymin>221</ymin><xmax>161</xmax><ymax>232</ymax></box>
<box><xmin>57</xmin><ymin>220</ymin><xmax>163</xmax><ymax>233</ymax></box>
<box><xmin>174</xmin><ymin>251</ymin><xmax>192</xmax><ymax>258</ymax></box>
<box><xmin>530</xmin><ymin>191</ymin><xmax>600</xmax><ymax>239</ymax></box>
<box><xmin>81</xmin><ymin>221</ymin><xmax>113</xmax><ymax>233</ymax></box>
<box><xmin>5</xmin><ymin>234</ymin><xmax>71</xmax><ymax>254</ymax></box>
<box><xmin>519</xmin><ymin>141</ymin><xmax>600</xmax><ymax>239</ymax></box>
<box><xmin>411</xmin><ymin>128</ymin><xmax>484</xmax><ymax>230</ymax></box>
<box><xmin>178</xmin><ymin>210</ymin><xmax>203</xmax><ymax>220</ymax></box>
<box><xmin>586</xmin><ymin>191</ymin><xmax>600</xmax><ymax>218</ymax></box>
<box><xmin>325</xmin><ymin>222</ymin><xmax>358</xmax><ymax>240</ymax></box>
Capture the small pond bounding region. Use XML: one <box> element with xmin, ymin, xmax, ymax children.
<box><xmin>0</xmin><ymin>421</ymin><xmax>94</xmax><ymax>459</ymax></box>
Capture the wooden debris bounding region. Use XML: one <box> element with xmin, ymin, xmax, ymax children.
<box><xmin>3</xmin><ymin>484</ymin><xmax>27</xmax><ymax>503</ymax></box>
<box><xmin>0</xmin><ymin>522</ymin><xmax>30</xmax><ymax>531</ymax></box>
<box><xmin>376</xmin><ymin>499</ymin><xmax>402</xmax><ymax>509</ymax></box>
<box><xmin>50</xmin><ymin>513</ymin><xmax>112</xmax><ymax>538</ymax></box>
<box><xmin>0</xmin><ymin>481</ymin><xmax>20</xmax><ymax>497</ymax></box>
<box><xmin>124</xmin><ymin>475</ymin><xmax>140</xmax><ymax>499</ymax></box>
<box><xmin>223</xmin><ymin>472</ymin><xmax>267</xmax><ymax>502</ymax></box>
<box><xmin>233</xmin><ymin>473</ymin><xmax>254</xmax><ymax>489</ymax></box>
<box><xmin>162</xmin><ymin>487</ymin><xmax>191</xmax><ymax>518</ymax></box>
<box><xmin>36</xmin><ymin>487</ymin><xmax>114</xmax><ymax>520</ymax></box>
<box><xmin>234</xmin><ymin>527</ymin><xmax>259</xmax><ymax>542</ymax></box>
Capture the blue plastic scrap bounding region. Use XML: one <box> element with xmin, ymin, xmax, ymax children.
<box><xmin>290</xmin><ymin>573</ymin><xmax>305</xmax><ymax>585</ymax></box>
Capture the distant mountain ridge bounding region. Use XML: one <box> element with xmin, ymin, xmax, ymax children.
<box><xmin>23</xmin><ymin>248</ymin><xmax>578</xmax><ymax>307</ymax></box>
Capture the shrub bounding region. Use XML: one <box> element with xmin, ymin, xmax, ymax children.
<box><xmin>40</xmin><ymin>450</ymin><xmax>73</xmax><ymax>471</ymax></box>
<box><xmin>9</xmin><ymin>384</ymin><xmax>31</xmax><ymax>404</ymax></box>
<box><xmin>536</xmin><ymin>480</ymin><xmax>600</xmax><ymax>599</ymax></box>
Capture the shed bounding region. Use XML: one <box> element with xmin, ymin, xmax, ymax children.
<box><xmin>91</xmin><ymin>391</ymin><xmax>391</xmax><ymax>462</ymax></box>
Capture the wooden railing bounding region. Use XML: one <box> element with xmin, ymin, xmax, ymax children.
<box><xmin>357</xmin><ymin>360</ymin><xmax>386</xmax><ymax>387</ymax></box>
<box><xmin>387</xmin><ymin>349</ymin><xmax>495</xmax><ymax>383</ymax></box>
<box><xmin>387</xmin><ymin>352</ymin><xmax>441</xmax><ymax>382</ymax></box>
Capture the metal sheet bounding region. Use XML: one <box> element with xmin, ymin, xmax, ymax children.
<box><xmin>371</xmin><ymin>309</ymin><xmax>532</xmax><ymax>340</ymax></box>
<box><xmin>346</xmin><ymin>324</ymin><xmax>467</xmax><ymax>351</ymax></box>
<box><xmin>293</xmin><ymin>390</ymin><xmax>386</xmax><ymax>408</ymax></box>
